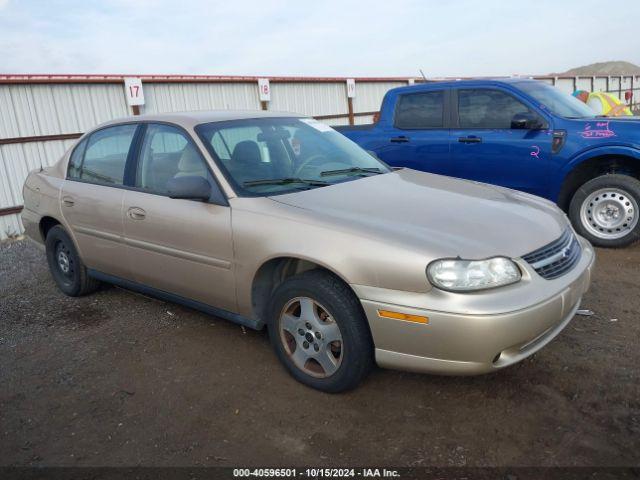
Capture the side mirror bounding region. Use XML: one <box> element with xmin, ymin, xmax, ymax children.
<box><xmin>511</xmin><ymin>112</ymin><xmax>544</xmax><ymax>130</ymax></box>
<box><xmin>166</xmin><ymin>176</ymin><xmax>212</xmax><ymax>201</ymax></box>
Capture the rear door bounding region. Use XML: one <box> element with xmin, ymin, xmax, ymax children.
<box><xmin>122</xmin><ymin>123</ymin><xmax>236</xmax><ymax>312</ymax></box>
<box><xmin>61</xmin><ymin>123</ymin><xmax>139</xmax><ymax>279</ymax></box>
<box><xmin>449</xmin><ymin>87</ymin><xmax>552</xmax><ymax>197</ymax></box>
<box><xmin>374</xmin><ymin>89</ymin><xmax>452</xmax><ymax>176</ymax></box>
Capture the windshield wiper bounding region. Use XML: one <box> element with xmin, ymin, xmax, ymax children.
<box><xmin>320</xmin><ymin>167</ymin><xmax>383</xmax><ymax>177</ymax></box>
<box><xmin>243</xmin><ymin>177</ymin><xmax>330</xmax><ymax>187</ymax></box>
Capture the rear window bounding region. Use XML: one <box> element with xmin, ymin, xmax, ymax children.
<box><xmin>68</xmin><ymin>124</ymin><xmax>137</xmax><ymax>185</ymax></box>
<box><xmin>67</xmin><ymin>138</ymin><xmax>87</xmax><ymax>179</ymax></box>
<box><xmin>394</xmin><ymin>91</ymin><xmax>444</xmax><ymax>129</ymax></box>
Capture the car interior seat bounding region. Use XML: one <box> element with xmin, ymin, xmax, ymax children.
<box><xmin>174</xmin><ymin>144</ymin><xmax>207</xmax><ymax>179</ymax></box>
<box><xmin>229</xmin><ymin>140</ymin><xmax>271</xmax><ymax>184</ymax></box>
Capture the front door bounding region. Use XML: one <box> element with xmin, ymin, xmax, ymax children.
<box><xmin>449</xmin><ymin>87</ymin><xmax>552</xmax><ymax>197</ymax></box>
<box><xmin>61</xmin><ymin>123</ymin><xmax>139</xmax><ymax>279</ymax></box>
<box><xmin>375</xmin><ymin>89</ymin><xmax>452</xmax><ymax>177</ymax></box>
<box><xmin>122</xmin><ymin>123</ymin><xmax>236</xmax><ymax>312</ymax></box>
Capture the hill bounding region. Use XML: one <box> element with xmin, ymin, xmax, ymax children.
<box><xmin>558</xmin><ymin>61</ymin><xmax>640</xmax><ymax>76</ymax></box>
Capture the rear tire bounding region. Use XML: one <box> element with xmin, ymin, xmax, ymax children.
<box><xmin>569</xmin><ymin>174</ymin><xmax>640</xmax><ymax>248</ymax></box>
<box><xmin>267</xmin><ymin>270</ymin><xmax>374</xmax><ymax>393</ymax></box>
<box><xmin>45</xmin><ymin>225</ymin><xmax>101</xmax><ymax>296</ymax></box>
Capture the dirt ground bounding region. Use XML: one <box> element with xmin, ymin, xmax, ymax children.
<box><xmin>0</xmin><ymin>239</ymin><xmax>638</xmax><ymax>468</ymax></box>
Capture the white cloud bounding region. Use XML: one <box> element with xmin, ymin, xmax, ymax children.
<box><xmin>0</xmin><ymin>0</ymin><xmax>638</xmax><ymax>76</ymax></box>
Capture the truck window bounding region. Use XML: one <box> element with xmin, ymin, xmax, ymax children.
<box><xmin>458</xmin><ymin>89</ymin><xmax>532</xmax><ymax>129</ymax></box>
<box><xmin>394</xmin><ymin>91</ymin><xmax>444</xmax><ymax>129</ymax></box>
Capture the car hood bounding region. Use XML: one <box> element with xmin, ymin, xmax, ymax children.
<box><xmin>269</xmin><ymin>169</ymin><xmax>569</xmax><ymax>259</ymax></box>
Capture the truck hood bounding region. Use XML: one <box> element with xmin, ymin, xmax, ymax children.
<box><xmin>270</xmin><ymin>169</ymin><xmax>569</xmax><ymax>259</ymax></box>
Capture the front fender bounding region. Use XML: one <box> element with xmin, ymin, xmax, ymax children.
<box><xmin>565</xmin><ymin>144</ymin><xmax>640</xmax><ymax>173</ymax></box>
<box><xmin>551</xmin><ymin>144</ymin><xmax>640</xmax><ymax>202</ymax></box>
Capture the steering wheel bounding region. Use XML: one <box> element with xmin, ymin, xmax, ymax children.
<box><xmin>294</xmin><ymin>154</ymin><xmax>329</xmax><ymax>177</ymax></box>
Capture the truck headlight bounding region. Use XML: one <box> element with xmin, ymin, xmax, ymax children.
<box><xmin>427</xmin><ymin>257</ymin><xmax>521</xmax><ymax>292</ymax></box>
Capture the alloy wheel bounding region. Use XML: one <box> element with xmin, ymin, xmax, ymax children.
<box><xmin>278</xmin><ymin>296</ymin><xmax>343</xmax><ymax>378</ymax></box>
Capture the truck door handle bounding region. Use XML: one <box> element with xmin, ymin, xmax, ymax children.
<box><xmin>458</xmin><ymin>136</ymin><xmax>482</xmax><ymax>144</ymax></box>
<box><xmin>62</xmin><ymin>196</ymin><xmax>75</xmax><ymax>207</ymax></box>
<box><xmin>390</xmin><ymin>136</ymin><xmax>409</xmax><ymax>143</ymax></box>
<box><xmin>127</xmin><ymin>207</ymin><xmax>146</xmax><ymax>220</ymax></box>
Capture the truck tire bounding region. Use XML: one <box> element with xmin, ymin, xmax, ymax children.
<box><xmin>569</xmin><ymin>174</ymin><xmax>640</xmax><ymax>248</ymax></box>
<box><xmin>45</xmin><ymin>225</ymin><xmax>101</xmax><ymax>296</ymax></box>
<box><xmin>267</xmin><ymin>269</ymin><xmax>374</xmax><ymax>393</ymax></box>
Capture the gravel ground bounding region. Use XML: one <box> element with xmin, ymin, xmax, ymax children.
<box><xmin>0</xmin><ymin>238</ymin><xmax>639</xmax><ymax>468</ymax></box>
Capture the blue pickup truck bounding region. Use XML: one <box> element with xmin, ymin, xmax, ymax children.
<box><xmin>336</xmin><ymin>79</ymin><xmax>640</xmax><ymax>247</ymax></box>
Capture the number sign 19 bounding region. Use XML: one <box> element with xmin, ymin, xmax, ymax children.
<box><xmin>346</xmin><ymin>79</ymin><xmax>356</xmax><ymax>98</ymax></box>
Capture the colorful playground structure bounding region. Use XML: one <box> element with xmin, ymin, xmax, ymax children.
<box><xmin>573</xmin><ymin>89</ymin><xmax>633</xmax><ymax>116</ymax></box>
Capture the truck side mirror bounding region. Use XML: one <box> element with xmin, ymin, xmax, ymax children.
<box><xmin>511</xmin><ymin>112</ymin><xmax>544</xmax><ymax>130</ymax></box>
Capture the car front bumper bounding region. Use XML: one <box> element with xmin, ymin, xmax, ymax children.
<box><xmin>355</xmin><ymin>237</ymin><xmax>596</xmax><ymax>375</ymax></box>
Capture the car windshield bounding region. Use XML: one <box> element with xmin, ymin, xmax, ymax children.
<box><xmin>195</xmin><ymin>117</ymin><xmax>390</xmax><ymax>196</ymax></box>
<box><xmin>517</xmin><ymin>82</ymin><xmax>597</xmax><ymax>119</ymax></box>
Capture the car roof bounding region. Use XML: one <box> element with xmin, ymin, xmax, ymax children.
<box><xmin>98</xmin><ymin>109</ymin><xmax>303</xmax><ymax>130</ymax></box>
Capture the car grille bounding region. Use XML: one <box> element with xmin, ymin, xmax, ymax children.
<box><xmin>522</xmin><ymin>228</ymin><xmax>581</xmax><ymax>280</ymax></box>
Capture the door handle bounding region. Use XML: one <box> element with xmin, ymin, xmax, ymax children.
<box><xmin>127</xmin><ymin>207</ymin><xmax>146</xmax><ymax>220</ymax></box>
<box><xmin>62</xmin><ymin>196</ymin><xmax>75</xmax><ymax>207</ymax></box>
<box><xmin>458</xmin><ymin>136</ymin><xmax>482</xmax><ymax>144</ymax></box>
<box><xmin>390</xmin><ymin>136</ymin><xmax>410</xmax><ymax>143</ymax></box>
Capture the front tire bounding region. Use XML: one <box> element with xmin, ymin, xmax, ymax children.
<box><xmin>569</xmin><ymin>174</ymin><xmax>640</xmax><ymax>248</ymax></box>
<box><xmin>267</xmin><ymin>270</ymin><xmax>374</xmax><ymax>393</ymax></box>
<box><xmin>45</xmin><ymin>225</ymin><xmax>100</xmax><ymax>296</ymax></box>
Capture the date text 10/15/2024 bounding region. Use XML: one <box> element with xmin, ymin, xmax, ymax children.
<box><xmin>232</xmin><ymin>468</ymin><xmax>401</xmax><ymax>478</ymax></box>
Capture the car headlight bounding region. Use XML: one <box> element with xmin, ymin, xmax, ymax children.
<box><xmin>427</xmin><ymin>257</ymin><xmax>521</xmax><ymax>292</ymax></box>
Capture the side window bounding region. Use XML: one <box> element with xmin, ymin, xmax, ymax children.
<box><xmin>136</xmin><ymin>123</ymin><xmax>210</xmax><ymax>195</ymax></box>
<box><xmin>67</xmin><ymin>138</ymin><xmax>87</xmax><ymax>179</ymax></box>
<box><xmin>394</xmin><ymin>91</ymin><xmax>444</xmax><ymax>129</ymax></box>
<box><xmin>458</xmin><ymin>89</ymin><xmax>533</xmax><ymax>129</ymax></box>
<box><xmin>80</xmin><ymin>124</ymin><xmax>137</xmax><ymax>185</ymax></box>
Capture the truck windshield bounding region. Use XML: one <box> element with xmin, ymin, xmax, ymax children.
<box><xmin>517</xmin><ymin>82</ymin><xmax>597</xmax><ymax>119</ymax></box>
<box><xmin>196</xmin><ymin>117</ymin><xmax>390</xmax><ymax>196</ymax></box>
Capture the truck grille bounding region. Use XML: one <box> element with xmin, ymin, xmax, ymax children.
<box><xmin>522</xmin><ymin>228</ymin><xmax>581</xmax><ymax>280</ymax></box>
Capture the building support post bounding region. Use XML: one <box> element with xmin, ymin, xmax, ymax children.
<box><xmin>347</xmin><ymin>97</ymin><xmax>355</xmax><ymax>126</ymax></box>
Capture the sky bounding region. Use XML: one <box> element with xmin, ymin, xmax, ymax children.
<box><xmin>0</xmin><ymin>0</ymin><xmax>639</xmax><ymax>77</ymax></box>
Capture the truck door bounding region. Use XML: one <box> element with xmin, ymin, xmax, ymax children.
<box><xmin>374</xmin><ymin>89</ymin><xmax>452</xmax><ymax>176</ymax></box>
<box><xmin>449</xmin><ymin>87</ymin><xmax>552</xmax><ymax>197</ymax></box>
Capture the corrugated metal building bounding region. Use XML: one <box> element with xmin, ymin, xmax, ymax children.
<box><xmin>0</xmin><ymin>75</ymin><xmax>410</xmax><ymax>239</ymax></box>
<box><xmin>1</xmin><ymin>73</ymin><xmax>638</xmax><ymax>240</ymax></box>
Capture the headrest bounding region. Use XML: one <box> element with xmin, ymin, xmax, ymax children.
<box><xmin>178</xmin><ymin>144</ymin><xmax>203</xmax><ymax>172</ymax></box>
<box><xmin>231</xmin><ymin>140</ymin><xmax>262</xmax><ymax>166</ymax></box>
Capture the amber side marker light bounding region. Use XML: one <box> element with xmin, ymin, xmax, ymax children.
<box><xmin>377</xmin><ymin>309</ymin><xmax>429</xmax><ymax>324</ymax></box>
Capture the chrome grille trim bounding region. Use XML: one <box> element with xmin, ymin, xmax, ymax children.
<box><xmin>522</xmin><ymin>228</ymin><xmax>581</xmax><ymax>280</ymax></box>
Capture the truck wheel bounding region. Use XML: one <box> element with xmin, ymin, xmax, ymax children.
<box><xmin>45</xmin><ymin>225</ymin><xmax>101</xmax><ymax>296</ymax></box>
<box><xmin>267</xmin><ymin>270</ymin><xmax>374</xmax><ymax>393</ymax></box>
<box><xmin>569</xmin><ymin>174</ymin><xmax>640</xmax><ymax>248</ymax></box>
